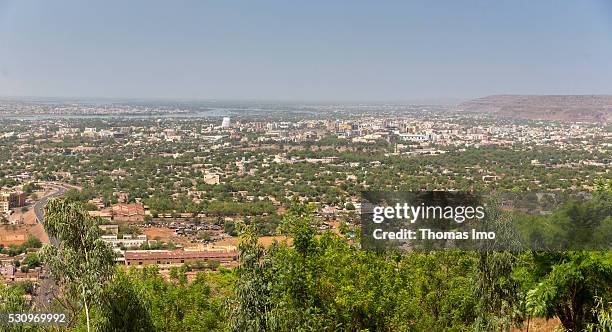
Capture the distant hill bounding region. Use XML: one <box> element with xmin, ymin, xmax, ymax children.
<box><xmin>458</xmin><ymin>95</ymin><xmax>612</xmax><ymax>123</ymax></box>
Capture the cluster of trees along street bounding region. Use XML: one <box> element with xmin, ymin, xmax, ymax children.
<box><xmin>31</xmin><ymin>143</ymin><xmax>610</xmax><ymax>215</ymax></box>
<box><xmin>0</xmin><ymin>182</ymin><xmax>610</xmax><ymax>332</ymax></box>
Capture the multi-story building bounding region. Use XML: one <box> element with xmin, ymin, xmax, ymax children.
<box><xmin>221</xmin><ymin>117</ymin><xmax>231</xmax><ymax>128</ymax></box>
<box><xmin>124</xmin><ymin>248</ymin><xmax>237</xmax><ymax>268</ymax></box>
<box><xmin>0</xmin><ymin>191</ymin><xmax>26</xmax><ymax>213</ymax></box>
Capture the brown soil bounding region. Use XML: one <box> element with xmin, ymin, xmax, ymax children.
<box><xmin>28</xmin><ymin>223</ymin><xmax>49</xmax><ymax>244</ymax></box>
<box><xmin>510</xmin><ymin>317</ymin><xmax>562</xmax><ymax>332</ymax></box>
<box><xmin>143</xmin><ymin>227</ymin><xmax>190</xmax><ymax>245</ymax></box>
<box><xmin>143</xmin><ymin>227</ymin><xmax>176</xmax><ymax>241</ymax></box>
<box><xmin>9</xmin><ymin>208</ymin><xmax>37</xmax><ymax>225</ymax></box>
<box><xmin>0</xmin><ymin>223</ymin><xmax>50</xmax><ymax>246</ymax></box>
<box><xmin>0</xmin><ymin>225</ymin><xmax>29</xmax><ymax>246</ymax></box>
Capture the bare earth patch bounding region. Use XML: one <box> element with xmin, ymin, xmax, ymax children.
<box><xmin>9</xmin><ymin>208</ymin><xmax>37</xmax><ymax>225</ymax></box>
<box><xmin>143</xmin><ymin>227</ymin><xmax>190</xmax><ymax>246</ymax></box>
<box><xmin>510</xmin><ymin>317</ymin><xmax>561</xmax><ymax>332</ymax></box>
<box><xmin>28</xmin><ymin>223</ymin><xmax>49</xmax><ymax>244</ymax></box>
<box><xmin>0</xmin><ymin>225</ymin><xmax>29</xmax><ymax>246</ymax></box>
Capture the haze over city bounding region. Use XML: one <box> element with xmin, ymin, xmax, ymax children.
<box><xmin>1</xmin><ymin>0</ymin><xmax>612</xmax><ymax>102</ymax></box>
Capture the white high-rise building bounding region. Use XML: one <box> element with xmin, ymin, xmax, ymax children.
<box><xmin>221</xmin><ymin>117</ymin><xmax>231</xmax><ymax>128</ymax></box>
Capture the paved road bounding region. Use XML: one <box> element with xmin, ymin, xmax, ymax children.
<box><xmin>33</xmin><ymin>184</ymin><xmax>68</xmax><ymax>247</ymax></box>
<box><xmin>32</xmin><ymin>182</ymin><xmax>70</xmax><ymax>309</ymax></box>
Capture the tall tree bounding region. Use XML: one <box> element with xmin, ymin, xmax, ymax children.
<box><xmin>228</xmin><ymin>225</ymin><xmax>273</xmax><ymax>332</ymax></box>
<box><xmin>40</xmin><ymin>198</ymin><xmax>115</xmax><ymax>332</ymax></box>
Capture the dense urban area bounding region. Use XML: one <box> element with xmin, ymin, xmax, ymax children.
<box><xmin>1</xmin><ymin>98</ymin><xmax>611</xmax><ymax>331</ymax></box>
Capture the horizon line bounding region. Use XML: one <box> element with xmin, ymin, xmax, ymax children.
<box><xmin>2</xmin><ymin>93</ymin><xmax>612</xmax><ymax>106</ymax></box>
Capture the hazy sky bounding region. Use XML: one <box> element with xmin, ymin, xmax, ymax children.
<box><xmin>0</xmin><ymin>0</ymin><xmax>611</xmax><ymax>102</ymax></box>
